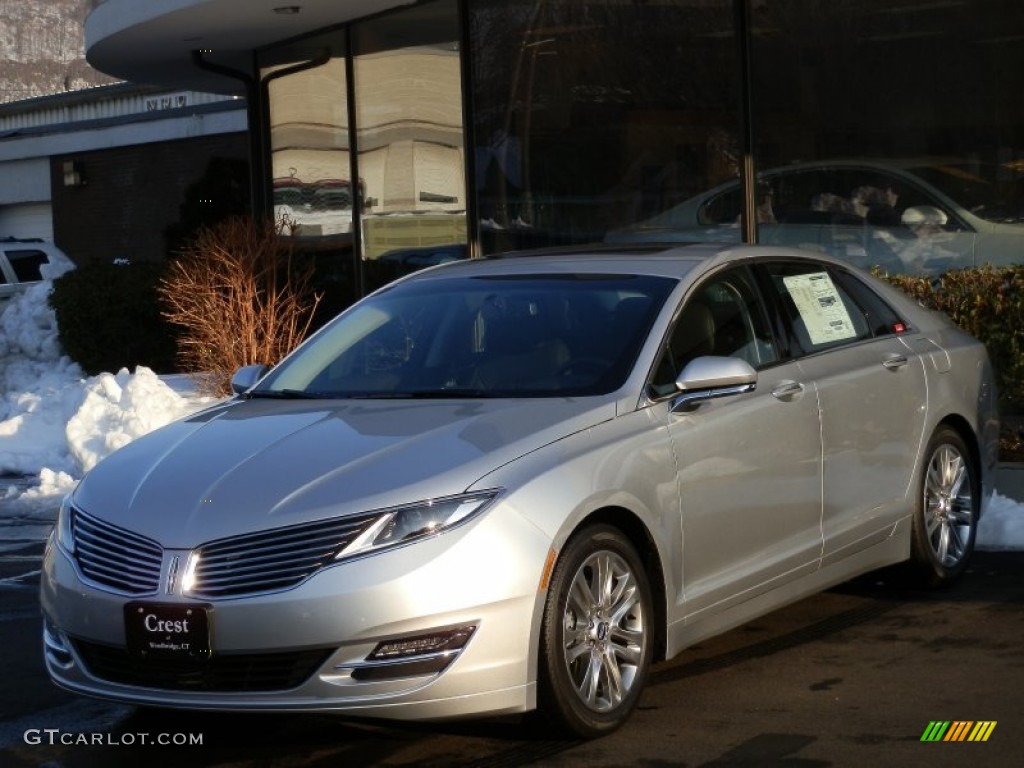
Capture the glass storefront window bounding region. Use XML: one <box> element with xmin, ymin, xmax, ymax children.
<box><xmin>261</xmin><ymin>33</ymin><xmax>352</xmax><ymax>239</ymax></box>
<box><xmin>352</xmin><ymin>0</ymin><xmax>467</xmax><ymax>287</ymax></box>
<box><xmin>750</xmin><ymin>0</ymin><xmax>1024</xmax><ymax>275</ymax></box>
<box><xmin>256</xmin><ymin>0</ymin><xmax>1024</xmax><ymax>290</ymax></box>
<box><xmin>467</xmin><ymin>0</ymin><xmax>740</xmax><ymax>253</ymax></box>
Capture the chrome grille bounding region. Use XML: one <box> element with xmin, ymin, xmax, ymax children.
<box><xmin>72</xmin><ymin>509</ymin><xmax>163</xmax><ymax>595</ymax></box>
<box><xmin>191</xmin><ymin>514</ymin><xmax>377</xmax><ymax>599</ymax></box>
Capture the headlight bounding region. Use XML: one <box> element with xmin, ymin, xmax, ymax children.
<box><xmin>337</xmin><ymin>491</ymin><xmax>499</xmax><ymax>560</ymax></box>
<box><xmin>55</xmin><ymin>495</ymin><xmax>75</xmax><ymax>554</ymax></box>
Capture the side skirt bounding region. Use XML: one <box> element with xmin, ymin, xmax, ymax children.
<box><xmin>664</xmin><ymin>518</ymin><xmax>910</xmax><ymax>660</ymax></box>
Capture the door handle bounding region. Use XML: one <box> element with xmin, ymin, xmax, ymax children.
<box><xmin>771</xmin><ymin>381</ymin><xmax>804</xmax><ymax>400</ymax></box>
<box><xmin>882</xmin><ymin>354</ymin><xmax>909</xmax><ymax>371</ymax></box>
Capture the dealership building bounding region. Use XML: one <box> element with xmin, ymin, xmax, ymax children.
<box><xmin>84</xmin><ymin>0</ymin><xmax>1024</xmax><ymax>291</ymax></box>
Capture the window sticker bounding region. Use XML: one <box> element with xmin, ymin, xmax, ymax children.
<box><xmin>782</xmin><ymin>272</ymin><xmax>857</xmax><ymax>345</ymax></box>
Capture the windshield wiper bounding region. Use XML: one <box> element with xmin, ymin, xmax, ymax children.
<box><xmin>343</xmin><ymin>389</ymin><xmax>495</xmax><ymax>399</ymax></box>
<box><xmin>243</xmin><ymin>389</ymin><xmax>330</xmax><ymax>399</ymax></box>
<box><xmin>245</xmin><ymin>389</ymin><xmax>501</xmax><ymax>400</ymax></box>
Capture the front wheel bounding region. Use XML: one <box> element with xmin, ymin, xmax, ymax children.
<box><xmin>909</xmin><ymin>427</ymin><xmax>978</xmax><ymax>587</ymax></box>
<box><xmin>537</xmin><ymin>525</ymin><xmax>654</xmax><ymax>738</ymax></box>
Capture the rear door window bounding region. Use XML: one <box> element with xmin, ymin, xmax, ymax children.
<box><xmin>758</xmin><ymin>260</ymin><xmax>899</xmax><ymax>357</ymax></box>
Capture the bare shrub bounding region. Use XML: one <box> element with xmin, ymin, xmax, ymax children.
<box><xmin>158</xmin><ymin>216</ymin><xmax>321</xmax><ymax>396</ymax></box>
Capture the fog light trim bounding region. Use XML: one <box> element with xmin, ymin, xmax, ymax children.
<box><xmin>369</xmin><ymin>625</ymin><xmax>476</xmax><ymax>660</ymax></box>
<box><xmin>43</xmin><ymin>620</ymin><xmax>75</xmax><ymax>669</ymax></box>
<box><xmin>337</xmin><ymin>624</ymin><xmax>477</xmax><ymax>683</ymax></box>
<box><xmin>349</xmin><ymin>651</ymin><xmax>460</xmax><ymax>681</ymax></box>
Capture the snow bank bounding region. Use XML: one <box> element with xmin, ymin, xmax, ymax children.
<box><xmin>0</xmin><ymin>281</ymin><xmax>216</xmax><ymax>517</ymax></box>
<box><xmin>978</xmin><ymin>491</ymin><xmax>1024</xmax><ymax>550</ymax></box>
<box><xmin>0</xmin><ymin>282</ymin><xmax>86</xmax><ymax>476</ymax></box>
<box><xmin>66</xmin><ymin>367</ymin><xmax>203</xmax><ymax>474</ymax></box>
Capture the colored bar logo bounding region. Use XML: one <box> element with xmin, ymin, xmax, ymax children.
<box><xmin>920</xmin><ymin>721</ymin><xmax>997</xmax><ymax>742</ymax></box>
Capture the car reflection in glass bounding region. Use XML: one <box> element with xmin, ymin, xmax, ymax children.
<box><xmin>42</xmin><ymin>243</ymin><xmax>998</xmax><ymax>738</ymax></box>
<box><xmin>608</xmin><ymin>159</ymin><xmax>1024</xmax><ymax>276</ymax></box>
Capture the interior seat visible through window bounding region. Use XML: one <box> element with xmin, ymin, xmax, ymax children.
<box><xmin>650</xmin><ymin>267</ymin><xmax>778</xmax><ymax>397</ymax></box>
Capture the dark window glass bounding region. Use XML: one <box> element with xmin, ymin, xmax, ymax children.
<box><xmin>6</xmin><ymin>250</ymin><xmax>45</xmax><ymax>282</ymax></box>
<box><xmin>751</xmin><ymin>1</ymin><xmax>1024</xmax><ymax>276</ymax></box>
<box><xmin>467</xmin><ymin>1</ymin><xmax>739</xmax><ymax>253</ymax></box>
<box><xmin>830</xmin><ymin>269</ymin><xmax>905</xmax><ymax>338</ymax></box>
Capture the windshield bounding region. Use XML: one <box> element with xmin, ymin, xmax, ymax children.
<box><xmin>256</xmin><ymin>273</ymin><xmax>676</xmax><ymax>398</ymax></box>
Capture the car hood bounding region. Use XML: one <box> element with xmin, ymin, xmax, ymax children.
<box><xmin>72</xmin><ymin>396</ymin><xmax>615</xmax><ymax>547</ymax></box>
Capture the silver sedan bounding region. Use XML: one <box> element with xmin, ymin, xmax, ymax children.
<box><xmin>41</xmin><ymin>244</ymin><xmax>999</xmax><ymax>737</ymax></box>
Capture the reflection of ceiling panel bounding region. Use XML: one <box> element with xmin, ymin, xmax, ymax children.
<box><xmin>355</xmin><ymin>124</ymin><xmax>462</xmax><ymax>152</ymax></box>
<box><xmin>270</xmin><ymin>124</ymin><xmax>348</xmax><ymax>151</ymax></box>
<box><xmin>355</xmin><ymin>50</ymin><xmax>463</xmax><ymax>133</ymax></box>
<box><xmin>270</xmin><ymin>148</ymin><xmax>349</xmax><ymax>184</ymax></box>
<box><xmin>267</xmin><ymin>58</ymin><xmax>347</xmax><ymax>130</ymax></box>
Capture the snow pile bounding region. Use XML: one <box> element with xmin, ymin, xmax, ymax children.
<box><xmin>0</xmin><ymin>282</ymin><xmax>66</xmax><ymax>362</ymax></box>
<box><xmin>1</xmin><ymin>282</ymin><xmax>216</xmax><ymax>516</ymax></box>
<box><xmin>0</xmin><ymin>282</ymin><xmax>86</xmax><ymax>476</ymax></box>
<box><xmin>67</xmin><ymin>367</ymin><xmax>203</xmax><ymax>473</ymax></box>
<box><xmin>978</xmin><ymin>492</ymin><xmax>1024</xmax><ymax>550</ymax></box>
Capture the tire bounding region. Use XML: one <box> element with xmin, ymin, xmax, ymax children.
<box><xmin>537</xmin><ymin>524</ymin><xmax>654</xmax><ymax>738</ymax></box>
<box><xmin>909</xmin><ymin>427</ymin><xmax>978</xmax><ymax>587</ymax></box>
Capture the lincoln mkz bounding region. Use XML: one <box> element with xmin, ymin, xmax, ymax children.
<box><xmin>42</xmin><ymin>244</ymin><xmax>998</xmax><ymax>737</ymax></box>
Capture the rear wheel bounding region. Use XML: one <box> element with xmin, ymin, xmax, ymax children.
<box><xmin>910</xmin><ymin>427</ymin><xmax>978</xmax><ymax>587</ymax></box>
<box><xmin>537</xmin><ymin>525</ymin><xmax>653</xmax><ymax>738</ymax></box>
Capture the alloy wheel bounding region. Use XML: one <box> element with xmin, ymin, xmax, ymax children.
<box><xmin>561</xmin><ymin>550</ymin><xmax>647</xmax><ymax>713</ymax></box>
<box><xmin>922</xmin><ymin>442</ymin><xmax>974</xmax><ymax>568</ymax></box>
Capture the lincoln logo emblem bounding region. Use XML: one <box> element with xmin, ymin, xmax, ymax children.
<box><xmin>165</xmin><ymin>555</ymin><xmax>180</xmax><ymax>594</ymax></box>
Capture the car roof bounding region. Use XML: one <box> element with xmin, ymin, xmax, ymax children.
<box><xmin>687</xmin><ymin>157</ymin><xmax>978</xmax><ymax>198</ymax></box>
<box><xmin>397</xmin><ymin>242</ymin><xmax>853</xmax><ymax>283</ymax></box>
<box><xmin>405</xmin><ymin>243</ymin><xmax>716</xmax><ymax>281</ymax></box>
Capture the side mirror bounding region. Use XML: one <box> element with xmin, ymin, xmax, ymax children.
<box><xmin>230</xmin><ymin>364</ymin><xmax>270</xmax><ymax>395</ymax></box>
<box><xmin>900</xmin><ymin>205</ymin><xmax>948</xmax><ymax>229</ymax></box>
<box><xmin>671</xmin><ymin>356</ymin><xmax>756</xmax><ymax>413</ymax></box>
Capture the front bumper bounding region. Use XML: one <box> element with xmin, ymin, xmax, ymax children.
<box><xmin>40</xmin><ymin>510</ymin><xmax>550</xmax><ymax>720</ymax></box>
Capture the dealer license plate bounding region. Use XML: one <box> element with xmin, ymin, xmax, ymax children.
<box><xmin>124</xmin><ymin>603</ymin><xmax>211</xmax><ymax>659</ymax></box>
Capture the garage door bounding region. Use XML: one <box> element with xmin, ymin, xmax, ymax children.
<box><xmin>0</xmin><ymin>203</ymin><xmax>54</xmax><ymax>243</ymax></box>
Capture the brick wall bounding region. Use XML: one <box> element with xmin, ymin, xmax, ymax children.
<box><xmin>50</xmin><ymin>133</ymin><xmax>249</xmax><ymax>265</ymax></box>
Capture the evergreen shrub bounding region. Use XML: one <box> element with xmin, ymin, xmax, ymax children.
<box><xmin>49</xmin><ymin>261</ymin><xmax>178</xmax><ymax>375</ymax></box>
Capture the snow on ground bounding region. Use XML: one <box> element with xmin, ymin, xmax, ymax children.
<box><xmin>0</xmin><ymin>277</ymin><xmax>1022</xmax><ymax>552</ymax></box>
